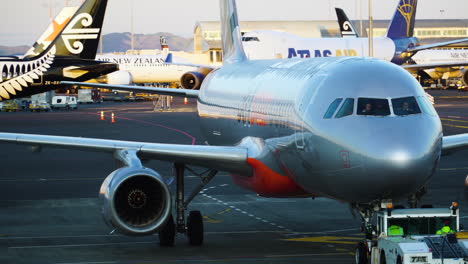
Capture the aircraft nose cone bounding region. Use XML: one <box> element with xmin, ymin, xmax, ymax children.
<box><xmin>361</xmin><ymin>118</ymin><xmax>442</xmax><ymax>201</ymax></box>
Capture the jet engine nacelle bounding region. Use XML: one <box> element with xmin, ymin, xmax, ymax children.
<box><xmin>462</xmin><ymin>69</ymin><xmax>468</xmax><ymax>86</ymax></box>
<box><xmin>180</xmin><ymin>71</ymin><xmax>206</xmax><ymax>90</ymax></box>
<box><xmin>98</xmin><ymin>71</ymin><xmax>133</xmax><ymax>85</ymax></box>
<box><xmin>180</xmin><ymin>67</ymin><xmax>213</xmax><ymax>90</ymax></box>
<box><xmin>99</xmin><ymin>166</ymin><xmax>171</xmax><ymax>236</ymax></box>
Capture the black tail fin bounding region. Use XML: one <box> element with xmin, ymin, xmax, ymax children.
<box><xmin>335</xmin><ymin>8</ymin><xmax>359</xmax><ymax>38</ymax></box>
<box><xmin>49</xmin><ymin>0</ymin><xmax>108</xmax><ymax>59</ymax></box>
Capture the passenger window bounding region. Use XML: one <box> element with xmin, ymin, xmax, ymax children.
<box><xmin>242</xmin><ymin>37</ymin><xmax>260</xmax><ymax>42</ymax></box>
<box><xmin>357</xmin><ymin>98</ymin><xmax>390</xmax><ymax>116</ymax></box>
<box><xmin>323</xmin><ymin>98</ymin><xmax>343</xmax><ymax>119</ymax></box>
<box><xmin>335</xmin><ymin>98</ymin><xmax>354</xmax><ymax>118</ymax></box>
<box><xmin>392</xmin><ymin>96</ymin><xmax>421</xmax><ymax>116</ymax></box>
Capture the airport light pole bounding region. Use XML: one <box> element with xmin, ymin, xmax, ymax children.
<box><xmin>359</xmin><ymin>0</ymin><xmax>363</xmax><ymax>36</ymax></box>
<box><xmin>368</xmin><ymin>0</ymin><xmax>373</xmax><ymax>57</ymax></box>
<box><xmin>130</xmin><ymin>0</ymin><xmax>135</xmax><ymax>51</ymax></box>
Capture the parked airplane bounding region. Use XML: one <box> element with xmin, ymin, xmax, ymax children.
<box><xmin>334</xmin><ymin>7</ymin><xmax>468</xmax><ymax>86</ymax></box>
<box><xmin>0</xmin><ymin>0</ymin><xmax>117</xmax><ymax>101</ymax></box>
<box><xmin>93</xmin><ymin>52</ymin><xmax>199</xmax><ymax>85</ymax></box>
<box><xmin>241</xmin><ymin>0</ymin><xmax>468</xmax><ymax>65</ymax></box>
<box><xmin>335</xmin><ymin>8</ymin><xmax>359</xmax><ymax>38</ymax></box>
<box><xmin>1</xmin><ymin>1</ymin><xmax>468</xmax><ymax>261</ymax></box>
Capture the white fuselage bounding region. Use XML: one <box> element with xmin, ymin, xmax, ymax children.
<box><xmin>411</xmin><ymin>49</ymin><xmax>468</xmax><ymax>80</ymax></box>
<box><xmin>411</xmin><ymin>49</ymin><xmax>468</xmax><ymax>64</ymax></box>
<box><xmin>95</xmin><ymin>55</ymin><xmax>198</xmax><ymax>84</ymax></box>
<box><xmin>242</xmin><ymin>30</ymin><xmax>396</xmax><ymax>61</ymax></box>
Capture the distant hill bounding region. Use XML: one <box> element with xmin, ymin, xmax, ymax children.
<box><xmin>0</xmin><ymin>45</ymin><xmax>29</xmax><ymax>56</ymax></box>
<box><xmin>102</xmin><ymin>32</ymin><xmax>193</xmax><ymax>53</ymax></box>
<box><xmin>0</xmin><ymin>32</ymin><xmax>193</xmax><ymax>56</ymax></box>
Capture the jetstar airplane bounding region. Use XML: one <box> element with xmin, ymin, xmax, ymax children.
<box><xmin>241</xmin><ymin>0</ymin><xmax>468</xmax><ymax>65</ymax></box>
<box><xmin>1</xmin><ymin>1</ymin><xmax>468</xmax><ymax>261</ymax></box>
<box><xmin>334</xmin><ymin>6</ymin><xmax>468</xmax><ymax>86</ymax></box>
<box><xmin>0</xmin><ymin>0</ymin><xmax>117</xmax><ymax>101</ymax></box>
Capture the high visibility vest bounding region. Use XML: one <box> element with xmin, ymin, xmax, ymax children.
<box><xmin>436</xmin><ymin>226</ymin><xmax>453</xmax><ymax>235</ymax></box>
<box><xmin>388</xmin><ymin>225</ymin><xmax>404</xmax><ymax>236</ymax></box>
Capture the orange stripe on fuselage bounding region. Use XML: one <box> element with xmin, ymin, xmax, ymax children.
<box><xmin>230</xmin><ymin>158</ymin><xmax>313</xmax><ymax>198</ymax></box>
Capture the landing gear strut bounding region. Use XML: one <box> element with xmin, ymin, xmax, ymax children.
<box><xmin>158</xmin><ymin>163</ymin><xmax>217</xmax><ymax>246</ymax></box>
<box><xmin>408</xmin><ymin>186</ymin><xmax>427</xmax><ymax>208</ymax></box>
<box><xmin>352</xmin><ymin>203</ymin><xmax>381</xmax><ymax>264</ymax></box>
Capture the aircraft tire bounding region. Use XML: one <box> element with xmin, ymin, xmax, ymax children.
<box><xmin>187</xmin><ymin>210</ymin><xmax>203</xmax><ymax>246</ymax></box>
<box><xmin>158</xmin><ymin>214</ymin><xmax>176</xmax><ymax>247</ymax></box>
<box><xmin>380</xmin><ymin>251</ymin><xmax>386</xmax><ymax>264</ymax></box>
<box><xmin>355</xmin><ymin>242</ymin><xmax>368</xmax><ymax>264</ymax></box>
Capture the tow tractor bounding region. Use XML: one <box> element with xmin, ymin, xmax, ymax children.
<box><xmin>356</xmin><ymin>202</ymin><xmax>468</xmax><ymax>264</ymax></box>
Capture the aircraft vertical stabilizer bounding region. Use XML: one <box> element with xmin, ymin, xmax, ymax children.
<box><xmin>335</xmin><ymin>8</ymin><xmax>359</xmax><ymax>38</ymax></box>
<box><xmin>386</xmin><ymin>0</ymin><xmax>418</xmax><ymax>39</ymax></box>
<box><xmin>220</xmin><ymin>0</ymin><xmax>247</xmax><ymax>64</ymax></box>
<box><xmin>51</xmin><ymin>0</ymin><xmax>108</xmax><ymax>59</ymax></box>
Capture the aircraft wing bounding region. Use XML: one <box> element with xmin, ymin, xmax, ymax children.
<box><xmin>442</xmin><ymin>133</ymin><xmax>468</xmax><ymax>155</ymax></box>
<box><xmin>407</xmin><ymin>38</ymin><xmax>468</xmax><ymax>53</ymax></box>
<box><xmin>0</xmin><ymin>132</ymin><xmax>250</xmax><ymax>174</ymax></box>
<box><xmin>62</xmin><ymin>81</ymin><xmax>199</xmax><ymax>98</ymax></box>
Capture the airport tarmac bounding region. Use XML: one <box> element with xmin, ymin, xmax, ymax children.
<box><xmin>0</xmin><ymin>91</ymin><xmax>467</xmax><ymax>264</ymax></box>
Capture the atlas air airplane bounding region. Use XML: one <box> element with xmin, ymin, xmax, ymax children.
<box><xmin>334</xmin><ymin>7</ymin><xmax>468</xmax><ymax>86</ymax></box>
<box><xmin>0</xmin><ymin>0</ymin><xmax>117</xmax><ymax>101</ymax></box>
<box><xmin>241</xmin><ymin>0</ymin><xmax>468</xmax><ymax>65</ymax></box>
<box><xmin>1</xmin><ymin>0</ymin><xmax>468</xmax><ymax>255</ymax></box>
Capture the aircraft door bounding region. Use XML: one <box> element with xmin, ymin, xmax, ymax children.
<box><xmin>295</xmin><ymin>102</ymin><xmax>305</xmax><ymax>150</ymax></box>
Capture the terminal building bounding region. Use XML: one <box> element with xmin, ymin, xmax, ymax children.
<box><xmin>188</xmin><ymin>19</ymin><xmax>468</xmax><ymax>65</ymax></box>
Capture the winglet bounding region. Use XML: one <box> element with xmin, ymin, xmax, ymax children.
<box><xmin>220</xmin><ymin>0</ymin><xmax>247</xmax><ymax>64</ymax></box>
<box><xmin>164</xmin><ymin>53</ymin><xmax>173</xmax><ymax>63</ymax></box>
<box><xmin>335</xmin><ymin>8</ymin><xmax>359</xmax><ymax>38</ymax></box>
<box><xmin>386</xmin><ymin>0</ymin><xmax>418</xmax><ymax>39</ymax></box>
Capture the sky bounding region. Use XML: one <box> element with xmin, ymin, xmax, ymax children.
<box><xmin>1</xmin><ymin>0</ymin><xmax>468</xmax><ymax>46</ymax></box>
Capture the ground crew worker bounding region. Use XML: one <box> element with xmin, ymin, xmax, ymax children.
<box><xmin>436</xmin><ymin>225</ymin><xmax>453</xmax><ymax>235</ymax></box>
<box><xmin>388</xmin><ymin>225</ymin><xmax>404</xmax><ymax>236</ymax></box>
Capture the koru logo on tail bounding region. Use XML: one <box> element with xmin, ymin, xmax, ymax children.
<box><xmin>62</xmin><ymin>13</ymin><xmax>100</xmax><ymax>54</ymax></box>
<box><xmin>342</xmin><ymin>21</ymin><xmax>355</xmax><ymax>36</ymax></box>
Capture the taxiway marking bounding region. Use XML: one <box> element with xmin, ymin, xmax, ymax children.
<box><xmin>201</xmin><ymin>184</ymin><xmax>293</xmax><ymax>232</ymax></box>
<box><xmin>284</xmin><ymin>236</ymin><xmax>361</xmax><ymax>245</ymax></box>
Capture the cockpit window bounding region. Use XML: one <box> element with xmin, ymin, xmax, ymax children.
<box><xmin>416</xmin><ymin>96</ymin><xmax>437</xmax><ymax>116</ymax></box>
<box><xmin>392</xmin><ymin>96</ymin><xmax>421</xmax><ymax>116</ymax></box>
<box><xmin>242</xmin><ymin>37</ymin><xmax>260</xmax><ymax>42</ymax></box>
<box><xmin>357</xmin><ymin>98</ymin><xmax>390</xmax><ymax>116</ymax></box>
<box><xmin>323</xmin><ymin>98</ymin><xmax>343</xmax><ymax>119</ymax></box>
<box><xmin>335</xmin><ymin>98</ymin><xmax>354</xmax><ymax>118</ymax></box>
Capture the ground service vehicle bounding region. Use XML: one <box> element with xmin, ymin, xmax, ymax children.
<box><xmin>51</xmin><ymin>96</ymin><xmax>77</xmax><ymax>110</ymax></box>
<box><xmin>1</xmin><ymin>100</ymin><xmax>21</xmax><ymax>112</ymax></box>
<box><xmin>29</xmin><ymin>102</ymin><xmax>51</xmax><ymax>112</ymax></box>
<box><xmin>77</xmin><ymin>89</ymin><xmax>102</xmax><ymax>104</ymax></box>
<box><xmin>357</xmin><ymin>203</ymin><xmax>468</xmax><ymax>264</ymax></box>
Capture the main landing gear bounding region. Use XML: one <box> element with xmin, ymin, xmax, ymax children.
<box><xmin>159</xmin><ymin>163</ymin><xmax>218</xmax><ymax>247</ymax></box>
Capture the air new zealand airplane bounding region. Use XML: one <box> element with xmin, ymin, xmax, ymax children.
<box><xmin>0</xmin><ymin>0</ymin><xmax>117</xmax><ymax>101</ymax></box>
